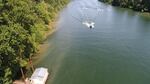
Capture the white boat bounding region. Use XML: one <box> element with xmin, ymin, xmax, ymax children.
<box><xmin>82</xmin><ymin>21</ymin><xmax>95</xmax><ymax>28</ymax></box>
<box><xmin>29</xmin><ymin>67</ymin><xmax>49</xmax><ymax>84</ymax></box>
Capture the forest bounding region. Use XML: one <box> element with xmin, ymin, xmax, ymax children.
<box><xmin>0</xmin><ymin>0</ymin><xmax>68</xmax><ymax>83</ymax></box>
<box><xmin>99</xmin><ymin>0</ymin><xmax>150</xmax><ymax>12</ymax></box>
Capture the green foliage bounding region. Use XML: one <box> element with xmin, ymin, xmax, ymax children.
<box><xmin>20</xmin><ymin>59</ymin><xmax>28</xmax><ymax>67</ymax></box>
<box><xmin>0</xmin><ymin>0</ymin><xmax>69</xmax><ymax>83</ymax></box>
<box><xmin>31</xmin><ymin>22</ymin><xmax>46</xmax><ymax>43</ymax></box>
<box><xmin>34</xmin><ymin>1</ymin><xmax>50</xmax><ymax>24</ymax></box>
<box><xmin>2</xmin><ymin>68</ymin><xmax>12</xmax><ymax>84</ymax></box>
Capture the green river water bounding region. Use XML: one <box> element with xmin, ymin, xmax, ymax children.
<box><xmin>35</xmin><ymin>0</ymin><xmax>150</xmax><ymax>84</ymax></box>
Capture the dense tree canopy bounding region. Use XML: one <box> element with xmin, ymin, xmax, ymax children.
<box><xmin>0</xmin><ymin>0</ymin><xmax>68</xmax><ymax>83</ymax></box>
<box><xmin>99</xmin><ymin>0</ymin><xmax>150</xmax><ymax>12</ymax></box>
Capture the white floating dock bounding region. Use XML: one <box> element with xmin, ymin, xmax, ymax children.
<box><xmin>29</xmin><ymin>67</ymin><xmax>49</xmax><ymax>84</ymax></box>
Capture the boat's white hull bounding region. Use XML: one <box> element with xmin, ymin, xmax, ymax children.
<box><xmin>82</xmin><ymin>21</ymin><xmax>95</xmax><ymax>28</ymax></box>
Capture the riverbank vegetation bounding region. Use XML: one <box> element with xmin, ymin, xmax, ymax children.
<box><xmin>0</xmin><ymin>0</ymin><xmax>68</xmax><ymax>83</ymax></box>
<box><xmin>99</xmin><ymin>0</ymin><xmax>150</xmax><ymax>12</ymax></box>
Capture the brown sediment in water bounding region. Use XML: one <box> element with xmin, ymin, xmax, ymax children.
<box><xmin>31</xmin><ymin>2</ymin><xmax>65</xmax><ymax>65</ymax></box>
<box><xmin>25</xmin><ymin>13</ymin><xmax>60</xmax><ymax>77</ymax></box>
<box><xmin>138</xmin><ymin>12</ymin><xmax>150</xmax><ymax>19</ymax></box>
<box><xmin>23</xmin><ymin>20</ymin><xmax>57</xmax><ymax>80</ymax></box>
<box><xmin>32</xmin><ymin>20</ymin><xmax>58</xmax><ymax>65</ymax></box>
<box><xmin>43</xmin><ymin>21</ymin><xmax>57</xmax><ymax>40</ymax></box>
<box><xmin>32</xmin><ymin>43</ymin><xmax>50</xmax><ymax>65</ymax></box>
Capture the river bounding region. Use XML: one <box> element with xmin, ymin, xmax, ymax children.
<box><xmin>35</xmin><ymin>0</ymin><xmax>150</xmax><ymax>84</ymax></box>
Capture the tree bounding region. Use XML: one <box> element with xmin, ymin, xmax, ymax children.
<box><xmin>0</xmin><ymin>0</ymin><xmax>69</xmax><ymax>83</ymax></box>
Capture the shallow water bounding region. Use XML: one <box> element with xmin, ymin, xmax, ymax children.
<box><xmin>36</xmin><ymin>0</ymin><xmax>150</xmax><ymax>84</ymax></box>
